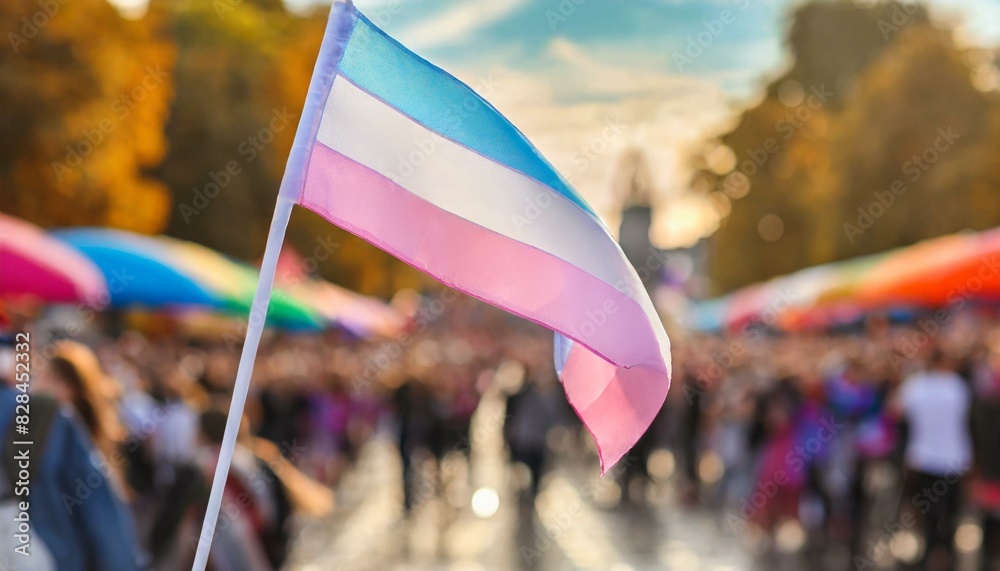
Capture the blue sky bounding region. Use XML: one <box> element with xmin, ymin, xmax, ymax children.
<box><xmin>333</xmin><ymin>0</ymin><xmax>1000</xmax><ymax>100</ymax></box>
<box><xmin>352</xmin><ymin>0</ymin><xmax>786</xmax><ymax>95</ymax></box>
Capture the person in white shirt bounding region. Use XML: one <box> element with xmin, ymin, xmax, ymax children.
<box><xmin>896</xmin><ymin>349</ymin><xmax>972</xmax><ymax>569</ymax></box>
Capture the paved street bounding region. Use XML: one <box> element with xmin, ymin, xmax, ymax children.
<box><xmin>286</xmin><ymin>388</ymin><xmax>753</xmax><ymax>571</ymax></box>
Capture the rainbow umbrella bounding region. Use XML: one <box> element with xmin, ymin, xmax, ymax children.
<box><xmin>714</xmin><ymin>266</ymin><xmax>829</xmax><ymax>331</ymax></box>
<box><xmin>698</xmin><ymin>253</ymin><xmax>887</xmax><ymax>332</ymax></box>
<box><xmin>723</xmin><ymin>282</ymin><xmax>772</xmax><ymax>331</ymax></box>
<box><xmin>813</xmin><ymin>253</ymin><xmax>890</xmax><ymax>306</ymax></box>
<box><xmin>54</xmin><ymin>229</ymin><xmax>323</xmax><ymax>330</ymax></box>
<box><xmin>856</xmin><ymin>230</ymin><xmax>1000</xmax><ymax>308</ymax></box>
<box><xmin>0</xmin><ymin>213</ymin><xmax>106</xmax><ymax>304</ymax></box>
<box><xmin>687</xmin><ymin>228</ymin><xmax>1000</xmax><ymax>332</ymax></box>
<box><xmin>271</xmin><ymin>246</ymin><xmax>405</xmax><ymax>338</ymax></box>
<box><xmin>771</xmin><ymin>254</ymin><xmax>887</xmax><ymax>329</ymax></box>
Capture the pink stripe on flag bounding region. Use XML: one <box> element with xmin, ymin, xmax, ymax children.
<box><xmin>561</xmin><ymin>341</ymin><xmax>668</xmax><ymax>472</ymax></box>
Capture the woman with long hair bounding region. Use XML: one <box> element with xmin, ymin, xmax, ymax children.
<box><xmin>40</xmin><ymin>340</ymin><xmax>129</xmax><ymax>495</ymax></box>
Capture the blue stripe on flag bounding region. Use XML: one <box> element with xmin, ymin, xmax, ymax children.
<box><xmin>553</xmin><ymin>332</ymin><xmax>574</xmax><ymax>378</ymax></box>
<box><xmin>339</xmin><ymin>12</ymin><xmax>599</xmax><ymax>218</ymax></box>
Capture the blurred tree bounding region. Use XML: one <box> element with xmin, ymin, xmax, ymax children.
<box><xmin>781</xmin><ymin>0</ymin><xmax>930</xmax><ymax>110</ymax></box>
<box><xmin>153</xmin><ymin>0</ymin><xmax>428</xmax><ymax>296</ymax></box>
<box><xmin>0</xmin><ymin>0</ymin><xmax>174</xmax><ymax>231</ymax></box>
<box><xmin>152</xmin><ymin>0</ymin><xmax>298</xmax><ymax>257</ymax></box>
<box><xmin>828</xmin><ymin>26</ymin><xmax>995</xmax><ymax>257</ymax></box>
<box><xmin>697</xmin><ymin>0</ymin><xmax>999</xmax><ymax>294</ymax></box>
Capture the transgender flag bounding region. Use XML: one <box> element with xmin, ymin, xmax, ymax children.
<box><xmin>283</xmin><ymin>1</ymin><xmax>671</xmax><ymax>471</ymax></box>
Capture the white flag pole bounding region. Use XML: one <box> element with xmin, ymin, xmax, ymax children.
<box><xmin>190</xmin><ymin>193</ymin><xmax>293</xmax><ymax>571</ymax></box>
<box><xmin>191</xmin><ymin>2</ymin><xmax>352</xmax><ymax>566</ymax></box>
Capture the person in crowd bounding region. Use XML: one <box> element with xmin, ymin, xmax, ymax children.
<box><xmin>748</xmin><ymin>376</ymin><xmax>807</xmax><ymax>533</ymax></box>
<box><xmin>189</xmin><ymin>406</ymin><xmax>277</xmax><ymax>571</ymax></box>
<box><xmin>0</xmin><ymin>335</ymin><xmax>145</xmax><ymax>570</ymax></box>
<box><xmin>394</xmin><ymin>376</ymin><xmax>434</xmax><ymax>512</ymax></box>
<box><xmin>828</xmin><ymin>358</ymin><xmax>896</xmax><ymax>555</ymax></box>
<box><xmin>677</xmin><ymin>360</ymin><xmax>708</xmax><ymax>503</ymax></box>
<box><xmin>504</xmin><ymin>372</ymin><xmax>561</xmax><ymax>501</ymax></box>
<box><xmin>895</xmin><ymin>348</ymin><xmax>972</xmax><ymax>570</ymax></box>
<box><xmin>156</xmin><ymin>401</ymin><xmax>334</xmax><ymax>571</ymax></box>
<box><xmin>304</xmin><ymin>372</ymin><xmax>352</xmax><ymax>485</ymax></box>
<box><xmin>37</xmin><ymin>340</ymin><xmax>131</xmax><ymax>496</ymax></box>
<box><xmin>257</xmin><ymin>377</ymin><xmax>308</xmax><ymax>460</ymax></box>
<box><xmin>13</xmin><ymin>300</ymin><xmax>1000</xmax><ymax>571</ymax></box>
<box><xmin>708</xmin><ymin>368</ymin><xmax>755</xmax><ymax>512</ymax></box>
<box><xmin>971</xmin><ymin>340</ymin><xmax>1000</xmax><ymax>571</ymax></box>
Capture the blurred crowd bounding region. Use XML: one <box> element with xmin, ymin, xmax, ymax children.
<box><xmin>0</xmin><ymin>295</ymin><xmax>570</xmax><ymax>570</ymax></box>
<box><xmin>658</xmin><ymin>312</ymin><xmax>1000</xmax><ymax>571</ymax></box>
<box><xmin>3</xmin><ymin>299</ymin><xmax>1000</xmax><ymax>571</ymax></box>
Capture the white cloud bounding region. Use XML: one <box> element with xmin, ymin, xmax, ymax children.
<box><xmin>395</xmin><ymin>0</ymin><xmax>531</xmax><ymax>50</ymax></box>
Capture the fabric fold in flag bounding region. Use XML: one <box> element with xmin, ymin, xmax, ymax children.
<box><xmin>282</xmin><ymin>1</ymin><xmax>671</xmax><ymax>472</ymax></box>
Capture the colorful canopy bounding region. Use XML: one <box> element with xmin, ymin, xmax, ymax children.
<box><xmin>54</xmin><ymin>229</ymin><xmax>323</xmax><ymax>330</ymax></box>
<box><xmin>693</xmin><ymin>259</ymin><xmax>875</xmax><ymax>332</ymax></box>
<box><xmin>273</xmin><ymin>245</ymin><xmax>404</xmax><ymax>338</ymax></box>
<box><xmin>856</xmin><ymin>229</ymin><xmax>1000</xmax><ymax>308</ymax></box>
<box><xmin>0</xmin><ymin>213</ymin><xmax>106</xmax><ymax>304</ymax></box>
<box><xmin>687</xmin><ymin>237</ymin><xmax>964</xmax><ymax>332</ymax></box>
<box><xmin>287</xmin><ymin>279</ymin><xmax>405</xmax><ymax>338</ymax></box>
